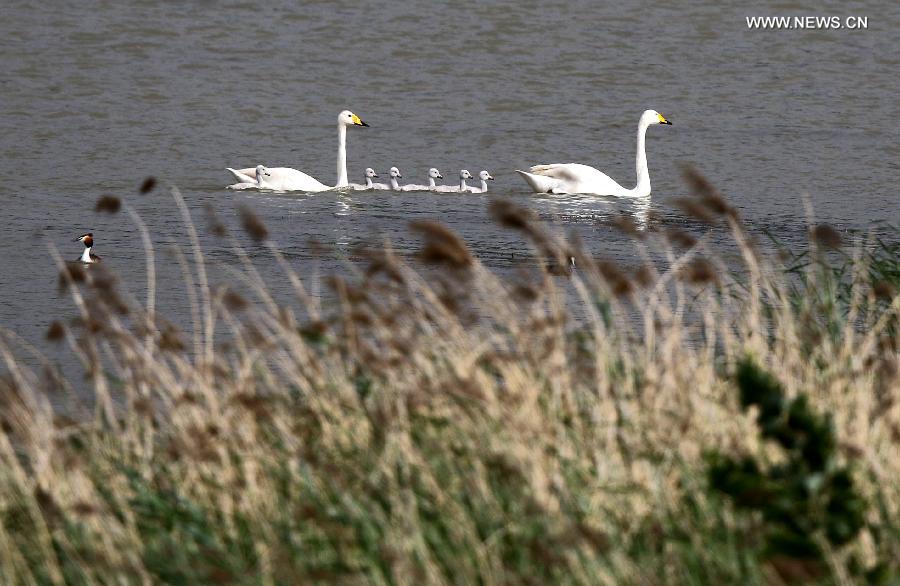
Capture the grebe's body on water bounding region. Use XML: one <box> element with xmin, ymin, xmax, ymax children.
<box><xmin>75</xmin><ymin>233</ymin><xmax>101</xmax><ymax>264</ymax></box>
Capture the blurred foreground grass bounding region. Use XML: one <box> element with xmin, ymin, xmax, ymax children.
<box><xmin>0</xmin><ymin>172</ymin><xmax>898</xmax><ymax>584</ymax></box>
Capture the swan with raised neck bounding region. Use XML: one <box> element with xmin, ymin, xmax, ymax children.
<box><xmin>515</xmin><ymin>109</ymin><xmax>671</xmax><ymax>197</ymax></box>
<box><xmin>226</xmin><ymin>110</ymin><xmax>369</xmax><ymax>191</ymax></box>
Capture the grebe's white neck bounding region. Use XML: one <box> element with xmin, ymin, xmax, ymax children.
<box><xmin>80</xmin><ymin>246</ymin><xmax>93</xmax><ymax>263</ymax></box>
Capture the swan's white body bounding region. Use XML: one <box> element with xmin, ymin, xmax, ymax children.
<box><xmin>371</xmin><ymin>167</ymin><xmax>402</xmax><ymax>191</ymax></box>
<box><xmin>401</xmin><ymin>168</ymin><xmax>444</xmax><ymax>191</ymax></box>
<box><xmin>226</xmin><ymin>165</ymin><xmax>273</xmax><ymax>190</ymax></box>
<box><xmin>349</xmin><ymin>168</ymin><xmax>378</xmax><ymax>190</ymax></box>
<box><xmin>226</xmin><ymin>110</ymin><xmax>368</xmax><ymax>192</ymax></box>
<box><xmin>463</xmin><ymin>170</ymin><xmax>494</xmax><ymax>193</ymax></box>
<box><xmin>516</xmin><ymin>110</ymin><xmax>671</xmax><ymax>197</ymax></box>
<box><xmin>434</xmin><ymin>169</ymin><xmax>473</xmax><ymax>193</ymax></box>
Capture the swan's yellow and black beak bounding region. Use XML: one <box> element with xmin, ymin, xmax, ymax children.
<box><xmin>351</xmin><ymin>114</ymin><xmax>369</xmax><ymax>127</ymax></box>
<box><xmin>658</xmin><ymin>113</ymin><xmax>672</xmax><ymax>125</ymax></box>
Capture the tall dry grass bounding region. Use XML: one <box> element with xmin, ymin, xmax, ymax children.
<box><xmin>0</xmin><ymin>174</ymin><xmax>897</xmax><ymax>584</ymax></box>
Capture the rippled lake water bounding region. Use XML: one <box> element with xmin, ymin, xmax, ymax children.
<box><xmin>1</xmin><ymin>0</ymin><xmax>898</xmax><ymax>377</ymax></box>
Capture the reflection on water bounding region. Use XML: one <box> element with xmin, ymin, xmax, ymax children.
<box><xmin>531</xmin><ymin>194</ymin><xmax>652</xmax><ymax>231</ymax></box>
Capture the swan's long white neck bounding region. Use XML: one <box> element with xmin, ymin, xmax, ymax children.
<box><xmin>335</xmin><ymin>124</ymin><xmax>348</xmax><ymax>188</ymax></box>
<box><xmin>365</xmin><ymin>176</ymin><xmax>373</xmax><ymax>188</ymax></box>
<box><xmin>633</xmin><ymin>120</ymin><xmax>651</xmax><ymax>197</ymax></box>
<box><xmin>390</xmin><ymin>176</ymin><xmax>400</xmax><ymax>190</ymax></box>
<box><xmin>459</xmin><ymin>177</ymin><xmax>468</xmax><ymax>191</ymax></box>
<box><xmin>480</xmin><ymin>179</ymin><xmax>488</xmax><ymax>192</ymax></box>
<box><xmin>428</xmin><ymin>177</ymin><xmax>436</xmax><ymax>188</ymax></box>
<box><xmin>80</xmin><ymin>246</ymin><xmax>93</xmax><ymax>263</ymax></box>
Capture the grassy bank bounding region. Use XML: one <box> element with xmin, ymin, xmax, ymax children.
<box><xmin>1</xmin><ymin>175</ymin><xmax>898</xmax><ymax>584</ymax></box>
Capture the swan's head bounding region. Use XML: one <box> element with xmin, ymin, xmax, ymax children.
<box><xmin>642</xmin><ymin>109</ymin><xmax>672</xmax><ymax>126</ymax></box>
<box><xmin>255</xmin><ymin>164</ymin><xmax>271</xmax><ymax>178</ymax></box>
<box><xmin>365</xmin><ymin>167</ymin><xmax>378</xmax><ymax>178</ymax></box>
<box><xmin>389</xmin><ymin>167</ymin><xmax>402</xmax><ymax>179</ymax></box>
<box><xmin>479</xmin><ymin>170</ymin><xmax>494</xmax><ymax>181</ymax></box>
<box><xmin>75</xmin><ymin>233</ymin><xmax>94</xmax><ymax>247</ymax></box>
<box><xmin>428</xmin><ymin>168</ymin><xmax>443</xmax><ymax>179</ymax></box>
<box><xmin>459</xmin><ymin>169</ymin><xmax>473</xmax><ymax>180</ymax></box>
<box><xmin>339</xmin><ymin>110</ymin><xmax>369</xmax><ymax>127</ymax></box>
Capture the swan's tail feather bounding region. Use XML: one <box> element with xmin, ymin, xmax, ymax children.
<box><xmin>226</xmin><ymin>167</ymin><xmax>256</xmax><ymax>183</ymax></box>
<box><xmin>516</xmin><ymin>169</ymin><xmax>559</xmax><ymax>194</ymax></box>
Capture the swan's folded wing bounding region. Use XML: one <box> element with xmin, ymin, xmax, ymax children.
<box><xmin>227</xmin><ymin>168</ymin><xmax>257</xmax><ymax>183</ymax></box>
<box><xmin>528</xmin><ymin>164</ymin><xmax>582</xmax><ymax>182</ymax></box>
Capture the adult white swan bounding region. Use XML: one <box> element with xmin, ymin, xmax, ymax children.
<box><xmin>227</xmin><ymin>110</ymin><xmax>369</xmax><ymax>191</ymax></box>
<box><xmin>516</xmin><ymin>110</ymin><xmax>671</xmax><ymax>197</ymax></box>
<box><xmin>401</xmin><ymin>168</ymin><xmax>444</xmax><ymax>191</ymax></box>
<box><xmin>226</xmin><ymin>165</ymin><xmax>273</xmax><ymax>190</ymax></box>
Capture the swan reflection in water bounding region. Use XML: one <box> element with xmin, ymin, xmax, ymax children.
<box><xmin>529</xmin><ymin>193</ymin><xmax>652</xmax><ymax>232</ymax></box>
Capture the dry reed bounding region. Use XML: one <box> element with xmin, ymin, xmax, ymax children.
<box><xmin>0</xmin><ymin>173</ymin><xmax>897</xmax><ymax>585</ymax></box>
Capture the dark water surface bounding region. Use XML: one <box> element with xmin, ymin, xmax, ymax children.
<box><xmin>1</xmin><ymin>0</ymin><xmax>898</xmax><ymax>377</ymax></box>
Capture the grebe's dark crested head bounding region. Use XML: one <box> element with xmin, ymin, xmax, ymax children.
<box><xmin>75</xmin><ymin>233</ymin><xmax>100</xmax><ymax>263</ymax></box>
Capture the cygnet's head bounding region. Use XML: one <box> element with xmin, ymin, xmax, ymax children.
<box><xmin>338</xmin><ymin>110</ymin><xmax>369</xmax><ymax>127</ymax></box>
<box><xmin>641</xmin><ymin>109</ymin><xmax>672</xmax><ymax>127</ymax></box>
<box><xmin>389</xmin><ymin>167</ymin><xmax>402</xmax><ymax>179</ymax></box>
<box><xmin>255</xmin><ymin>164</ymin><xmax>271</xmax><ymax>178</ymax></box>
<box><xmin>459</xmin><ymin>169</ymin><xmax>472</xmax><ymax>180</ymax></box>
<box><xmin>428</xmin><ymin>168</ymin><xmax>443</xmax><ymax>179</ymax></box>
<box><xmin>479</xmin><ymin>170</ymin><xmax>494</xmax><ymax>181</ymax></box>
<box><xmin>365</xmin><ymin>167</ymin><xmax>378</xmax><ymax>178</ymax></box>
